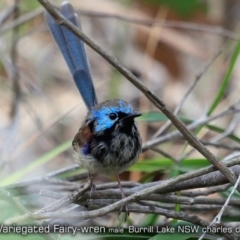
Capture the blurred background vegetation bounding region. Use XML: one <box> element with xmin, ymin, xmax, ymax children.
<box><xmin>1</xmin><ymin>0</ymin><xmax>240</xmax><ymax>240</ymax></box>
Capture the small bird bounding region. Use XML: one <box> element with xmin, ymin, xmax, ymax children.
<box><xmin>44</xmin><ymin>2</ymin><xmax>142</xmax><ymax>215</ymax></box>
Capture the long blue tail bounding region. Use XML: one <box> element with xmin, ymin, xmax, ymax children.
<box><xmin>44</xmin><ymin>1</ymin><xmax>98</xmax><ymax>110</ymax></box>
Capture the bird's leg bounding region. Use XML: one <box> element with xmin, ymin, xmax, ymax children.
<box><xmin>88</xmin><ymin>172</ymin><xmax>96</xmax><ymax>197</ymax></box>
<box><xmin>116</xmin><ymin>174</ymin><xmax>126</xmax><ymax>198</ymax></box>
<box><xmin>116</xmin><ymin>174</ymin><xmax>129</xmax><ymax>221</ymax></box>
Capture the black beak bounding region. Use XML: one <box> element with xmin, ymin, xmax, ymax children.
<box><xmin>121</xmin><ymin>112</ymin><xmax>141</xmax><ymax>122</ymax></box>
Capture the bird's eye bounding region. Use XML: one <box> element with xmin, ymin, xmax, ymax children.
<box><xmin>109</xmin><ymin>113</ymin><xmax>117</xmax><ymax>120</ymax></box>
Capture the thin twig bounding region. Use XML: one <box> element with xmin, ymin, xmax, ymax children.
<box><xmin>0</xmin><ymin>4</ymin><xmax>16</xmax><ymax>26</ymax></box>
<box><xmin>36</xmin><ymin>180</ymin><xmax>91</xmax><ymax>214</ymax></box>
<box><xmin>6</xmin><ymin>204</ymin><xmax>235</xmax><ymax>239</ymax></box>
<box><xmin>5</xmin><ymin>157</ymin><xmax>240</xmax><ymax>224</ymax></box>
<box><xmin>182</xmin><ymin>184</ymin><xmax>231</xmax><ymax>197</ymax></box>
<box><xmin>201</xmin><ymin>141</ymin><xmax>240</xmax><ymax>151</ymax></box>
<box><xmin>0</xmin><ymin>8</ymin><xmax>43</xmax><ymax>35</ymax></box>
<box><xmin>0</xmin><ymin>189</ymin><xmax>57</xmax><ymax>240</ymax></box>
<box><xmin>150</xmin><ymin>147</ymin><xmax>178</xmax><ymax>163</ymax></box>
<box><xmin>0</xmin><ymin>188</ymin><xmax>29</xmax><ymax>214</ymax></box>
<box><xmin>211</xmin><ymin>113</ymin><xmax>240</xmax><ymax>143</ymax></box>
<box><xmin>153</xmin><ymin>49</ymin><xmax>222</xmax><ymax>137</ymax></box>
<box><xmin>5</xmin><ymin>158</ymin><xmax>240</xmax><ymax>197</ymax></box>
<box><xmin>41</xmin><ymin>187</ymin><xmax>240</xmax><ymax>207</ymax></box>
<box><xmin>143</xmin><ymin>107</ymin><xmax>240</xmax><ymax>150</ymax></box>
<box><xmin>198</xmin><ymin>174</ymin><xmax>240</xmax><ymax>240</ymax></box>
<box><xmin>0</xmin><ymin>7</ymin><xmax>237</xmax><ymax>41</ymax></box>
<box><xmin>10</xmin><ymin>0</ymin><xmax>20</xmax><ymax>120</ymax></box>
<box><xmin>78</xmin><ymin>10</ymin><xmax>238</xmax><ymax>41</ymax></box>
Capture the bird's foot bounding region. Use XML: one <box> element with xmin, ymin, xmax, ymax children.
<box><xmin>118</xmin><ymin>204</ymin><xmax>130</xmax><ymax>222</ymax></box>
<box><xmin>87</xmin><ymin>174</ymin><xmax>96</xmax><ymax>198</ymax></box>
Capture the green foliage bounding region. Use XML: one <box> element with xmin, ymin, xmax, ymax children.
<box><xmin>20</xmin><ymin>1</ymin><xmax>39</xmax><ymax>11</ymax></box>
<box><xmin>0</xmin><ymin>202</ymin><xmax>16</xmax><ymax>222</ymax></box>
<box><xmin>0</xmin><ymin>140</ymin><xmax>71</xmax><ymax>186</ymax></box>
<box><xmin>137</xmin><ymin>112</ymin><xmax>192</xmax><ymax>123</ymax></box>
<box><xmin>137</xmin><ymin>112</ymin><xmax>169</xmax><ymax>122</ymax></box>
<box><xmin>137</xmin><ymin>111</ymin><xmax>240</xmax><ymax>143</ymax></box>
<box><xmin>207</xmin><ymin>39</ymin><xmax>240</xmax><ymax>116</ymax></box>
<box><xmin>129</xmin><ymin>158</ymin><xmax>209</xmax><ymax>173</ymax></box>
<box><xmin>0</xmin><ymin>234</ymin><xmax>44</xmax><ymax>240</ymax></box>
<box><xmin>145</xmin><ymin>0</ymin><xmax>206</xmax><ymax>17</ymax></box>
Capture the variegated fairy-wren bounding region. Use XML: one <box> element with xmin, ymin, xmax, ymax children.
<box><xmin>45</xmin><ymin>1</ymin><xmax>142</xmax><ymax>216</ymax></box>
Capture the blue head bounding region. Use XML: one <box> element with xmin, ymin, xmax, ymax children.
<box><xmin>86</xmin><ymin>99</ymin><xmax>141</xmax><ymax>134</ymax></box>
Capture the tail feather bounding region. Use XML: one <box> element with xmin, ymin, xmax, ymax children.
<box><xmin>44</xmin><ymin>1</ymin><xmax>97</xmax><ymax>109</ymax></box>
